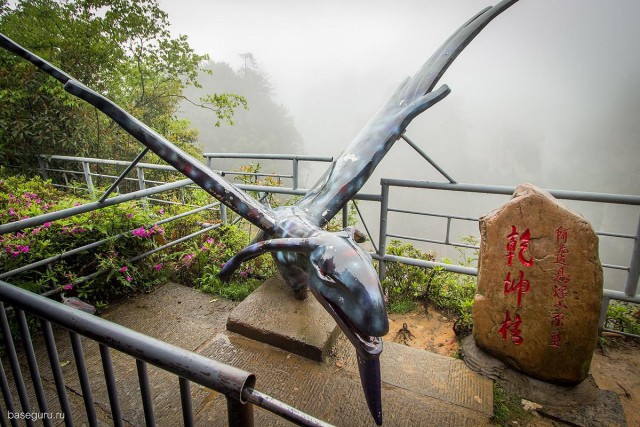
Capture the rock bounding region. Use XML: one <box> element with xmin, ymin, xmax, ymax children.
<box><xmin>473</xmin><ymin>183</ymin><xmax>603</xmax><ymax>384</ymax></box>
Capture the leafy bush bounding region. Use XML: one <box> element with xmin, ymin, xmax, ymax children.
<box><xmin>194</xmin><ymin>225</ymin><xmax>276</xmax><ymax>300</ymax></box>
<box><xmin>382</xmin><ymin>237</ymin><xmax>479</xmax><ymax>336</ymax></box>
<box><xmin>0</xmin><ymin>169</ymin><xmax>185</xmax><ymax>304</ymax></box>
<box><xmin>606</xmin><ymin>301</ymin><xmax>640</xmax><ymax>335</ymax></box>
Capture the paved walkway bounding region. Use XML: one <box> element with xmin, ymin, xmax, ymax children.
<box><xmin>6</xmin><ymin>282</ymin><xmax>494</xmax><ymax>426</ymax></box>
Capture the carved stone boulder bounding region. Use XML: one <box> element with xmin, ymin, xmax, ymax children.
<box><xmin>473</xmin><ymin>183</ymin><xmax>602</xmax><ymax>384</ymax></box>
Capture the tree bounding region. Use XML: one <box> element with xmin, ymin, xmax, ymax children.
<box><xmin>181</xmin><ymin>58</ymin><xmax>303</xmax><ymax>156</ymax></box>
<box><xmin>0</xmin><ymin>0</ymin><xmax>246</xmax><ymax>167</ymax></box>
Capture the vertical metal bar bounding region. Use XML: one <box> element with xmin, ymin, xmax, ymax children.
<box><xmin>81</xmin><ymin>162</ymin><xmax>94</xmax><ymax>197</ymax></box>
<box><xmin>221</xmin><ymin>204</ymin><xmax>228</xmax><ymax>224</ymax></box>
<box><xmin>99</xmin><ymin>344</ymin><xmax>123</xmax><ymax>427</ymax></box>
<box><xmin>41</xmin><ymin>320</ymin><xmax>74</xmax><ymax>427</ymax></box>
<box><xmin>0</xmin><ymin>304</ymin><xmax>35</xmax><ymax>427</ymax></box>
<box><xmin>69</xmin><ymin>332</ymin><xmax>97</xmax><ymax>427</ymax></box>
<box><xmin>179</xmin><ymin>377</ymin><xmax>193</xmax><ymax>427</ymax></box>
<box><xmin>598</xmin><ymin>296</ymin><xmax>611</xmax><ymax>334</ymax></box>
<box><xmin>624</xmin><ymin>213</ymin><xmax>640</xmax><ymax>297</ymax></box>
<box><xmin>292</xmin><ymin>158</ymin><xmax>299</xmax><ymax>190</ymax></box>
<box><xmin>226</xmin><ymin>397</ymin><xmax>254</xmax><ymax>427</ymax></box>
<box><xmin>38</xmin><ymin>156</ymin><xmax>49</xmax><ymax>180</ymax></box>
<box><xmin>136</xmin><ymin>360</ymin><xmax>155</xmax><ymax>427</ymax></box>
<box><xmin>445</xmin><ymin>217</ymin><xmax>452</xmax><ymax>245</ymax></box>
<box><xmin>342</xmin><ymin>203</ymin><xmax>349</xmax><ymax>228</ymax></box>
<box><xmin>378</xmin><ymin>184</ymin><xmax>390</xmax><ymax>281</ymax></box>
<box><xmin>0</xmin><ymin>357</ymin><xmax>18</xmax><ymax>427</ymax></box>
<box><xmin>0</xmin><ymin>401</ymin><xmax>7</xmax><ymax>427</ymax></box>
<box><xmin>137</xmin><ymin>166</ymin><xmax>146</xmax><ymax>191</ymax></box>
<box><xmin>180</xmin><ymin>187</ymin><xmax>185</xmax><ymax>204</ymax></box>
<box><xmin>15</xmin><ymin>310</ymin><xmax>51</xmax><ymax>427</ymax></box>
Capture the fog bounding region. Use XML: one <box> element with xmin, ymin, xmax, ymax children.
<box><xmin>158</xmin><ymin>0</ymin><xmax>640</xmax><ymax>291</ymax></box>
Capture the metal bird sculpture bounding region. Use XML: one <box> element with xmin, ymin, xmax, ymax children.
<box><xmin>0</xmin><ymin>1</ymin><xmax>518</xmax><ymax>423</ymax></box>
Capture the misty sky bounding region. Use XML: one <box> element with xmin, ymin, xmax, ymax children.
<box><xmin>159</xmin><ymin>0</ymin><xmax>639</xmax><ymax>194</ymax></box>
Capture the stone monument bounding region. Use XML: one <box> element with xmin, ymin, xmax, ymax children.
<box><xmin>473</xmin><ymin>183</ymin><xmax>603</xmax><ymax>384</ymax></box>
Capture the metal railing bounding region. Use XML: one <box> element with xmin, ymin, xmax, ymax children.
<box><xmin>0</xmin><ymin>279</ymin><xmax>332</xmax><ymax>426</ymax></box>
<box><xmin>26</xmin><ymin>151</ymin><xmax>640</xmax><ymax>336</ymax></box>
<box><xmin>376</xmin><ymin>179</ymin><xmax>640</xmax><ymax>337</ymax></box>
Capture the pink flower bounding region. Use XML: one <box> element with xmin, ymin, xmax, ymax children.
<box><xmin>118</xmin><ymin>266</ymin><xmax>128</xmax><ymax>273</ymax></box>
<box><xmin>73</xmin><ymin>202</ymin><xmax>81</xmax><ymax>206</ymax></box>
<box><xmin>43</xmin><ymin>222</ymin><xmax>52</xmax><ymax>228</ymax></box>
<box><xmin>240</xmin><ymin>271</ymin><xmax>249</xmax><ymax>278</ymax></box>
<box><xmin>63</xmin><ymin>284</ymin><xmax>73</xmax><ymax>291</ymax></box>
<box><xmin>126</xmin><ymin>213</ymin><xmax>133</xmax><ymax>219</ymax></box>
<box><xmin>126</xmin><ymin>275</ymin><xmax>133</xmax><ymax>282</ymax></box>
<box><xmin>206</xmin><ymin>238</ymin><xmax>215</xmax><ymax>244</ymax></box>
<box><xmin>158</xmin><ymin>208</ymin><xmax>165</xmax><ymax>214</ymax></box>
<box><xmin>132</xmin><ymin>227</ymin><xmax>147</xmax><ymax>237</ymax></box>
<box><xmin>154</xmin><ymin>263</ymin><xmax>163</xmax><ymax>271</ymax></box>
<box><xmin>8</xmin><ymin>208</ymin><xmax>15</xmax><ymax>216</ymax></box>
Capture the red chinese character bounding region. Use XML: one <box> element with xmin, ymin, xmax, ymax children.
<box><xmin>506</xmin><ymin>226</ymin><xmax>518</xmax><ymax>266</ymax></box>
<box><xmin>555</xmin><ymin>299</ymin><xmax>569</xmax><ymax>309</ymax></box>
<box><xmin>554</xmin><ymin>266</ymin><xmax>571</xmax><ymax>284</ymax></box>
<box><xmin>504</xmin><ymin>270</ymin><xmax>530</xmax><ymax>308</ymax></box>
<box><xmin>499</xmin><ymin>310</ymin><xmax>524</xmax><ymax>345</ymax></box>
<box><xmin>551</xmin><ymin>312</ymin><xmax>565</xmax><ymax>327</ymax></box>
<box><xmin>549</xmin><ymin>331</ymin><xmax>562</xmax><ymax>348</ymax></box>
<box><xmin>518</xmin><ymin>228</ymin><xmax>534</xmax><ymax>267</ymax></box>
<box><xmin>554</xmin><ymin>285</ymin><xmax>569</xmax><ymax>299</ymax></box>
<box><xmin>556</xmin><ymin>244</ymin><xmax>569</xmax><ymax>264</ymax></box>
<box><xmin>556</xmin><ymin>226</ymin><xmax>568</xmax><ymax>244</ymax></box>
<box><xmin>505</xmin><ymin>226</ymin><xmax>534</xmax><ymax>267</ymax></box>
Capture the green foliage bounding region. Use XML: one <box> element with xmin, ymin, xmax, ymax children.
<box><xmin>0</xmin><ymin>0</ymin><xmax>245</xmax><ymax>167</ymax></box>
<box><xmin>382</xmin><ymin>240</ymin><xmax>436</xmax><ymax>311</ymax></box>
<box><xmin>0</xmin><ymin>168</ymin><xmax>183</xmax><ymax>304</ymax></box>
<box><xmin>382</xmin><ymin>237</ymin><xmax>479</xmax><ymax>336</ymax></box>
<box><xmin>194</xmin><ymin>225</ymin><xmax>276</xmax><ymax>301</ymax></box>
<box><xmin>606</xmin><ymin>301</ymin><xmax>640</xmax><ymax>335</ymax></box>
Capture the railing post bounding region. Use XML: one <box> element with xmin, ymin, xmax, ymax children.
<box><xmin>598</xmin><ymin>296</ymin><xmax>610</xmax><ymax>334</ymax></box>
<box><xmin>38</xmin><ymin>156</ymin><xmax>49</xmax><ymax>180</ymax></box>
<box><xmin>81</xmin><ymin>161</ymin><xmax>94</xmax><ymax>198</ymax></box>
<box><xmin>226</xmin><ymin>397</ymin><xmax>254</xmax><ymax>427</ymax></box>
<box><xmin>292</xmin><ymin>158</ymin><xmax>299</xmax><ymax>190</ymax></box>
<box><xmin>342</xmin><ymin>203</ymin><xmax>349</xmax><ymax>228</ymax></box>
<box><xmin>136</xmin><ymin>167</ymin><xmax>146</xmax><ymax>191</ymax></box>
<box><xmin>378</xmin><ymin>183</ymin><xmax>390</xmax><ymax>281</ymax></box>
<box><xmin>221</xmin><ymin>205</ymin><xmax>228</xmax><ymax>224</ymax></box>
<box><xmin>624</xmin><ymin>213</ymin><xmax>640</xmax><ymax>297</ymax></box>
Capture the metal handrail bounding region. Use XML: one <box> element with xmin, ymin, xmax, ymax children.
<box><xmin>0</xmin><ymin>280</ymin><xmax>333</xmax><ymax>426</ymax></box>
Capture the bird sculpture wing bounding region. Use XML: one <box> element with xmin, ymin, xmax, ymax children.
<box><xmin>0</xmin><ymin>33</ymin><xmax>279</xmax><ymax>233</ymax></box>
<box><xmin>297</xmin><ymin>0</ymin><xmax>520</xmax><ymax>227</ymax></box>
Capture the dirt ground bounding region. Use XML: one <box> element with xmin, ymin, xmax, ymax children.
<box><xmin>384</xmin><ymin>305</ymin><xmax>639</xmax><ymax>426</ymax></box>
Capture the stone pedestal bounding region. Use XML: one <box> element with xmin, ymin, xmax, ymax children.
<box><xmin>226</xmin><ymin>275</ymin><xmax>341</xmax><ymax>361</ymax></box>
<box><xmin>473</xmin><ymin>183</ymin><xmax>603</xmax><ymax>384</ymax></box>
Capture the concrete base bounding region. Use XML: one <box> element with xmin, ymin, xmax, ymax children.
<box><xmin>226</xmin><ymin>275</ymin><xmax>341</xmax><ymax>361</ymax></box>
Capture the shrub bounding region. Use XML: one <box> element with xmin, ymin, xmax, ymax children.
<box><xmin>381</xmin><ymin>237</ymin><xmax>479</xmax><ymax>336</ymax></box>
<box><xmin>0</xmin><ymin>169</ymin><xmax>180</xmax><ymax>304</ymax></box>
<box><xmin>606</xmin><ymin>301</ymin><xmax>640</xmax><ymax>335</ymax></box>
<box><xmin>193</xmin><ymin>225</ymin><xmax>276</xmax><ymax>300</ymax></box>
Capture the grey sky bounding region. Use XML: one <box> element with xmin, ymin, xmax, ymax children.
<box><xmin>159</xmin><ymin>0</ymin><xmax>638</xmax><ymax>195</ymax></box>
